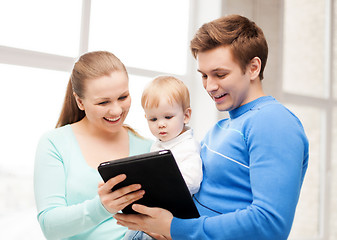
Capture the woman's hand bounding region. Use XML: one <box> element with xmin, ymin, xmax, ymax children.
<box><xmin>114</xmin><ymin>204</ymin><xmax>173</xmax><ymax>239</ymax></box>
<box><xmin>97</xmin><ymin>174</ymin><xmax>145</xmax><ymax>214</ymax></box>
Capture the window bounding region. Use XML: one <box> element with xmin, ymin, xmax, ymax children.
<box><xmin>0</xmin><ymin>0</ymin><xmax>82</xmax><ymax>57</ymax></box>
<box><xmin>89</xmin><ymin>0</ymin><xmax>190</xmax><ymax>75</ymax></box>
<box><xmin>0</xmin><ymin>64</ymin><xmax>68</xmax><ymax>172</ymax></box>
<box><xmin>0</xmin><ymin>64</ymin><xmax>68</xmax><ymax>239</ymax></box>
<box><xmin>283</xmin><ymin>0</ymin><xmax>326</xmax><ymax>98</ymax></box>
<box><xmin>286</xmin><ymin>104</ymin><xmax>321</xmax><ymax>238</ymax></box>
<box><xmin>125</xmin><ymin>74</ymin><xmax>153</xmax><ymax>139</ymax></box>
<box><xmin>282</xmin><ymin>0</ymin><xmax>336</xmax><ymax>239</ymax></box>
<box><xmin>331</xmin><ymin>108</ymin><xmax>337</xmax><ymax>238</ymax></box>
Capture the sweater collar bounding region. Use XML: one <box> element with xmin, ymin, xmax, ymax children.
<box><xmin>229</xmin><ymin>96</ymin><xmax>275</xmax><ymax>119</ymax></box>
<box><xmin>155</xmin><ymin>127</ymin><xmax>192</xmax><ymax>149</ymax></box>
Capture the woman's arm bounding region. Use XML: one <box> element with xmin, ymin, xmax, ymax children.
<box><xmin>34</xmin><ymin>134</ymin><xmax>144</xmax><ymax>239</ymax></box>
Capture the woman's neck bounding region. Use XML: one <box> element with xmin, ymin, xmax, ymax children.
<box><xmin>71</xmin><ymin>117</ymin><xmax>130</xmax><ymax>168</ymax></box>
<box><xmin>74</xmin><ymin>117</ymin><xmax>127</xmax><ymax>142</ymax></box>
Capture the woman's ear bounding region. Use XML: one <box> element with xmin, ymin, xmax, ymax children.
<box><xmin>73</xmin><ymin>92</ymin><xmax>85</xmax><ymax>111</ymax></box>
<box><xmin>183</xmin><ymin>108</ymin><xmax>192</xmax><ymax>124</ymax></box>
<box><xmin>249</xmin><ymin>57</ymin><xmax>261</xmax><ymax>81</ymax></box>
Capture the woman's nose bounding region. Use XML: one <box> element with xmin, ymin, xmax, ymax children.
<box><xmin>108</xmin><ymin>103</ymin><xmax>122</xmax><ymax>116</ymax></box>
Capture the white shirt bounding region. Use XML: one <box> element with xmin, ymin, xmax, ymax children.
<box><xmin>151</xmin><ymin>127</ymin><xmax>203</xmax><ymax>195</ymax></box>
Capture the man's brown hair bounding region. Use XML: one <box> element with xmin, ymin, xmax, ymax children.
<box><xmin>190</xmin><ymin>14</ymin><xmax>268</xmax><ymax>80</ymax></box>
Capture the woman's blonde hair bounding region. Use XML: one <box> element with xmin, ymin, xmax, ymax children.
<box><xmin>56</xmin><ymin>51</ymin><xmax>140</xmax><ymax>136</ymax></box>
<box><xmin>141</xmin><ymin>76</ymin><xmax>190</xmax><ymax>111</ymax></box>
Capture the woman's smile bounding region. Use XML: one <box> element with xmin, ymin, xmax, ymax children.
<box><xmin>104</xmin><ymin>116</ymin><xmax>121</xmax><ymax>123</ymax></box>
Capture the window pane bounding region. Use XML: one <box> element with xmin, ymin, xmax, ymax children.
<box><xmin>0</xmin><ymin>64</ymin><xmax>69</xmax><ymax>173</ymax></box>
<box><xmin>89</xmin><ymin>0</ymin><xmax>189</xmax><ymax>75</ymax></box>
<box><xmin>330</xmin><ymin>108</ymin><xmax>337</xmax><ymax>240</ymax></box>
<box><xmin>283</xmin><ymin>0</ymin><xmax>326</xmax><ymax>98</ymax></box>
<box><xmin>125</xmin><ymin>74</ymin><xmax>154</xmax><ymax>140</ymax></box>
<box><xmin>0</xmin><ymin>64</ymin><xmax>69</xmax><ymax>239</ymax></box>
<box><xmin>0</xmin><ymin>0</ymin><xmax>82</xmax><ymax>57</ymax></box>
<box><xmin>287</xmin><ymin>105</ymin><xmax>321</xmax><ymax>238</ymax></box>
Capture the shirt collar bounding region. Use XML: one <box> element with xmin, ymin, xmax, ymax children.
<box><xmin>229</xmin><ymin>96</ymin><xmax>275</xmax><ymax>119</ymax></box>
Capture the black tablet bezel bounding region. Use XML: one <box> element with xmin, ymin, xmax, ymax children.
<box><xmin>97</xmin><ymin>150</ymin><xmax>200</xmax><ymax>219</ymax></box>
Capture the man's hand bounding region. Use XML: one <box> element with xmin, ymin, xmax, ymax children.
<box><xmin>114</xmin><ymin>204</ymin><xmax>173</xmax><ymax>240</ymax></box>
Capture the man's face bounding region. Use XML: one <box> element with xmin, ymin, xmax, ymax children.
<box><xmin>197</xmin><ymin>46</ymin><xmax>258</xmax><ymax>112</ymax></box>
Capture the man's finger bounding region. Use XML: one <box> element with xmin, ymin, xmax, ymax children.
<box><xmin>131</xmin><ymin>204</ymin><xmax>154</xmax><ymax>216</ymax></box>
<box><xmin>116</xmin><ymin>218</ymin><xmax>141</xmax><ymax>231</ymax></box>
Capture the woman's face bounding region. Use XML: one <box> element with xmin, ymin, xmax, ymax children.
<box><xmin>75</xmin><ymin>71</ymin><xmax>131</xmax><ymax>134</ymax></box>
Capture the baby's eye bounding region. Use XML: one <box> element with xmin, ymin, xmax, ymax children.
<box><xmin>165</xmin><ymin>116</ymin><xmax>173</xmax><ymax>120</ymax></box>
<box><xmin>150</xmin><ymin>118</ymin><xmax>157</xmax><ymax>122</ymax></box>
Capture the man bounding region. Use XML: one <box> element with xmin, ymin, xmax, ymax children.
<box><xmin>115</xmin><ymin>14</ymin><xmax>309</xmax><ymax>240</ymax></box>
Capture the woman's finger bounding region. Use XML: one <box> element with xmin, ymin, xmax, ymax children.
<box><xmin>102</xmin><ymin>174</ymin><xmax>127</xmax><ymax>192</ymax></box>
<box><xmin>116</xmin><ymin>190</ymin><xmax>145</xmax><ymax>209</ymax></box>
<box><xmin>111</xmin><ymin>184</ymin><xmax>142</xmax><ymax>200</ymax></box>
<box><xmin>101</xmin><ymin>189</ymin><xmax>145</xmax><ymax>213</ymax></box>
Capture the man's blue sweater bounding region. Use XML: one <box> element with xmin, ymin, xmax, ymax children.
<box><xmin>171</xmin><ymin>96</ymin><xmax>309</xmax><ymax>240</ymax></box>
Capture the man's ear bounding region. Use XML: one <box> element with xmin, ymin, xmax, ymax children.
<box><xmin>183</xmin><ymin>108</ymin><xmax>192</xmax><ymax>124</ymax></box>
<box><xmin>249</xmin><ymin>57</ymin><xmax>262</xmax><ymax>80</ymax></box>
<box><xmin>73</xmin><ymin>92</ymin><xmax>85</xmax><ymax>111</ymax></box>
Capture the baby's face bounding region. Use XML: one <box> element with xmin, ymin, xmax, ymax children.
<box><xmin>144</xmin><ymin>99</ymin><xmax>187</xmax><ymax>142</ymax></box>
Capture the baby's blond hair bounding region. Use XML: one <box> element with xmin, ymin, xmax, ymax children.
<box><xmin>141</xmin><ymin>76</ymin><xmax>190</xmax><ymax>111</ymax></box>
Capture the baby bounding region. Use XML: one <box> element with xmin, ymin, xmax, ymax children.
<box><xmin>124</xmin><ymin>76</ymin><xmax>203</xmax><ymax>240</ymax></box>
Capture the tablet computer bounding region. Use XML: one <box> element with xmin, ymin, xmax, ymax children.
<box><xmin>97</xmin><ymin>150</ymin><xmax>200</xmax><ymax>219</ymax></box>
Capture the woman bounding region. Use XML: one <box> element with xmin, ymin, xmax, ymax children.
<box><xmin>34</xmin><ymin>51</ymin><xmax>152</xmax><ymax>239</ymax></box>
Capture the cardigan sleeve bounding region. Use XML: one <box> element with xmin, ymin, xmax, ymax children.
<box><xmin>34</xmin><ymin>133</ymin><xmax>112</xmax><ymax>239</ymax></box>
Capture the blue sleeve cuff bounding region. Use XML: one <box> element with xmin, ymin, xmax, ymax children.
<box><xmin>171</xmin><ymin>216</ymin><xmax>206</xmax><ymax>240</ymax></box>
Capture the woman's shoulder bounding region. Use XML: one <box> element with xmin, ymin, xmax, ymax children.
<box><xmin>128</xmin><ymin>130</ymin><xmax>153</xmax><ymax>145</ymax></box>
<box><xmin>39</xmin><ymin>124</ymin><xmax>73</xmax><ymax>143</ymax></box>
